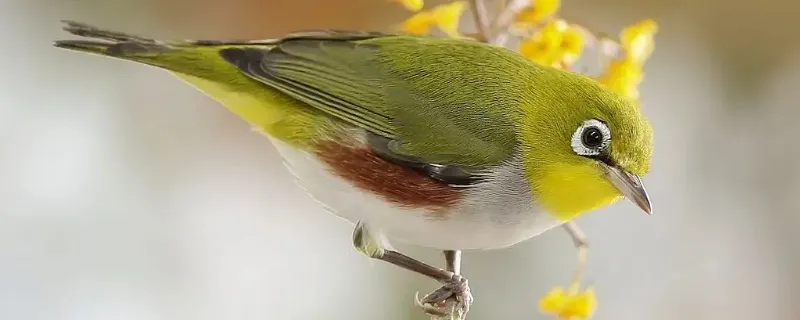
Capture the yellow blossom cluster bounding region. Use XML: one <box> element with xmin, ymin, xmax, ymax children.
<box><xmin>539</xmin><ymin>285</ymin><xmax>597</xmax><ymax>320</ymax></box>
<box><xmin>597</xmin><ymin>19</ymin><xmax>658</xmax><ymax>100</ymax></box>
<box><xmin>392</xmin><ymin>0</ymin><xmax>657</xmax><ymax>318</ymax></box>
<box><xmin>518</xmin><ymin>19</ymin><xmax>583</xmax><ymax>68</ymax></box>
<box><xmin>397</xmin><ymin>0</ymin><xmax>467</xmax><ymax>37</ymax></box>
<box><xmin>514</xmin><ymin>0</ymin><xmax>561</xmax><ymax>26</ymax></box>
<box><xmin>393</xmin><ymin>0</ymin><xmax>657</xmax><ymax>101</ymax></box>
<box><xmin>510</xmin><ymin>0</ymin><xmax>583</xmax><ymax>69</ymax></box>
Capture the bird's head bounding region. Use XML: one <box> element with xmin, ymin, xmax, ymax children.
<box><xmin>519</xmin><ymin>70</ymin><xmax>653</xmax><ymax>221</ymax></box>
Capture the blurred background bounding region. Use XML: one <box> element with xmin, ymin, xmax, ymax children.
<box><xmin>1</xmin><ymin>0</ymin><xmax>799</xmax><ymax>319</ymax></box>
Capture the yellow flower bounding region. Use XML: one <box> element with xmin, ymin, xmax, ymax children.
<box><xmin>392</xmin><ymin>0</ymin><xmax>424</xmax><ymax>12</ymax></box>
<box><xmin>518</xmin><ymin>19</ymin><xmax>584</xmax><ymax>68</ymax></box>
<box><xmin>539</xmin><ymin>286</ymin><xmax>597</xmax><ymax>320</ymax></box>
<box><xmin>399</xmin><ymin>1</ymin><xmax>465</xmax><ymax>37</ymax></box>
<box><xmin>619</xmin><ymin>19</ymin><xmax>658</xmax><ymax>64</ymax></box>
<box><xmin>431</xmin><ymin>1</ymin><xmax>467</xmax><ymax>37</ymax></box>
<box><xmin>401</xmin><ymin>11</ymin><xmax>435</xmax><ymax>34</ymax></box>
<box><xmin>519</xmin><ymin>39</ymin><xmax>560</xmax><ymax>68</ymax></box>
<box><xmin>596</xmin><ymin>19</ymin><xmax>656</xmax><ymax>100</ymax></box>
<box><xmin>515</xmin><ymin>0</ymin><xmax>561</xmax><ymax>25</ymax></box>
<box><xmin>559</xmin><ymin>25</ymin><xmax>584</xmax><ymax>64</ymax></box>
<box><xmin>597</xmin><ymin>56</ymin><xmax>643</xmax><ymax>100</ymax></box>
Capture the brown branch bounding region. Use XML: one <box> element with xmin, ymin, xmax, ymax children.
<box><xmin>469</xmin><ymin>0</ymin><xmax>491</xmax><ymax>42</ymax></box>
<box><xmin>489</xmin><ymin>0</ymin><xmax>528</xmax><ymax>45</ymax></box>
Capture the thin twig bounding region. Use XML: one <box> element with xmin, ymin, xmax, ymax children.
<box><xmin>496</xmin><ymin>0</ymin><xmax>507</xmax><ymax>13</ymax></box>
<box><xmin>486</xmin><ymin>0</ymin><xmax>625</xmax><ymax>52</ymax></box>
<box><xmin>469</xmin><ymin>0</ymin><xmax>491</xmax><ymax>42</ymax></box>
<box><xmin>489</xmin><ymin>0</ymin><xmax>528</xmax><ymax>45</ymax></box>
<box><xmin>562</xmin><ymin>221</ymin><xmax>588</xmax><ymax>290</ymax></box>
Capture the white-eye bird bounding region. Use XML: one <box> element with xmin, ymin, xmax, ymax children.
<box><xmin>54</xmin><ymin>20</ymin><xmax>653</xmax><ymax>320</ymax></box>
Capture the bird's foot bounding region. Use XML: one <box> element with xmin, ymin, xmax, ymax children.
<box><xmin>351</xmin><ymin>222</ymin><xmax>472</xmax><ymax>319</ymax></box>
<box><xmin>414</xmin><ymin>274</ymin><xmax>473</xmax><ymax>320</ymax></box>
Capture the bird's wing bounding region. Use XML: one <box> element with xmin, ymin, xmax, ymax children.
<box><xmin>218</xmin><ymin>32</ymin><xmax>524</xmax><ymax>174</ymax></box>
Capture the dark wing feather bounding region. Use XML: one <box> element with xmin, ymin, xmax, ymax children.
<box><xmin>219</xmin><ymin>41</ymin><xmax>395</xmax><ymax>137</ymax></box>
<box><xmin>365</xmin><ymin>132</ymin><xmax>483</xmax><ymax>186</ymax></box>
<box><xmin>217</xmin><ymin>32</ymin><xmax>523</xmax><ymax>185</ymax></box>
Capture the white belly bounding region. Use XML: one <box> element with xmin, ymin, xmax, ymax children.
<box><xmin>269</xmin><ymin>138</ymin><xmax>563</xmax><ymax>250</ymax></box>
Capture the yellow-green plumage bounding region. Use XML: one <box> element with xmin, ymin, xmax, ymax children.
<box><xmin>54</xmin><ymin>20</ymin><xmax>653</xmax><ymax>230</ymax></box>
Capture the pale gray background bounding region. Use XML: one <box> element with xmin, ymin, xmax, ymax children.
<box><xmin>1</xmin><ymin>0</ymin><xmax>798</xmax><ymax>319</ymax></box>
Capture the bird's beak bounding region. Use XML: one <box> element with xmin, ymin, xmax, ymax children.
<box><xmin>600</xmin><ymin>163</ymin><xmax>653</xmax><ymax>215</ymax></box>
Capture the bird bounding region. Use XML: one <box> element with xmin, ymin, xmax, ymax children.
<box><xmin>53</xmin><ymin>20</ymin><xmax>653</xmax><ymax>320</ymax></box>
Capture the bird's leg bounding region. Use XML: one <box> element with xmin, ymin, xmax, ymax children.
<box><xmin>562</xmin><ymin>221</ymin><xmax>588</xmax><ymax>290</ymax></box>
<box><xmin>352</xmin><ymin>221</ymin><xmax>472</xmax><ymax>320</ymax></box>
<box><xmin>444</xmin><ymin>250</ymin><xmax>461</xmax><ymax>274</ymax></box>
<box><xmin>429</xmin><ymin>250</ymin><xmax>472</xmax><ymax>319</ymax></box>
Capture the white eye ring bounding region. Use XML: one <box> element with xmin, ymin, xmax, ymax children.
<box><xmin>571</xmin><ymin>119</ymin><xmax>611</xmax><ymax>156</ymax></box>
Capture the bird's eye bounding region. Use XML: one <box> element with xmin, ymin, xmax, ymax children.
<box><xmin>571</xmin><ymin>119</ymin><xmax>611</xmax><ymax>157</ymax></box>
<box><xmin>581</xmin><ymin>127</ymin><xmax>603</xmax><ymax>148</ymax></box>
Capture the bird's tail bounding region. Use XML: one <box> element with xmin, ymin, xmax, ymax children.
<box><xmin>52</xmin><ymin>20</ymin><xmax>274</xmax><ymax>81</ymax></box>
<box><xmin>53</xmin><ymin>20</ymin><xmax>177</xmax><ymax>60</ymax></box>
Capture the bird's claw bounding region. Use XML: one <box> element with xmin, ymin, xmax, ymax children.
<box><xmin>414</xmin><ymin>274</ymin><xmax>473</xmax><ymax>320</ymax></box>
